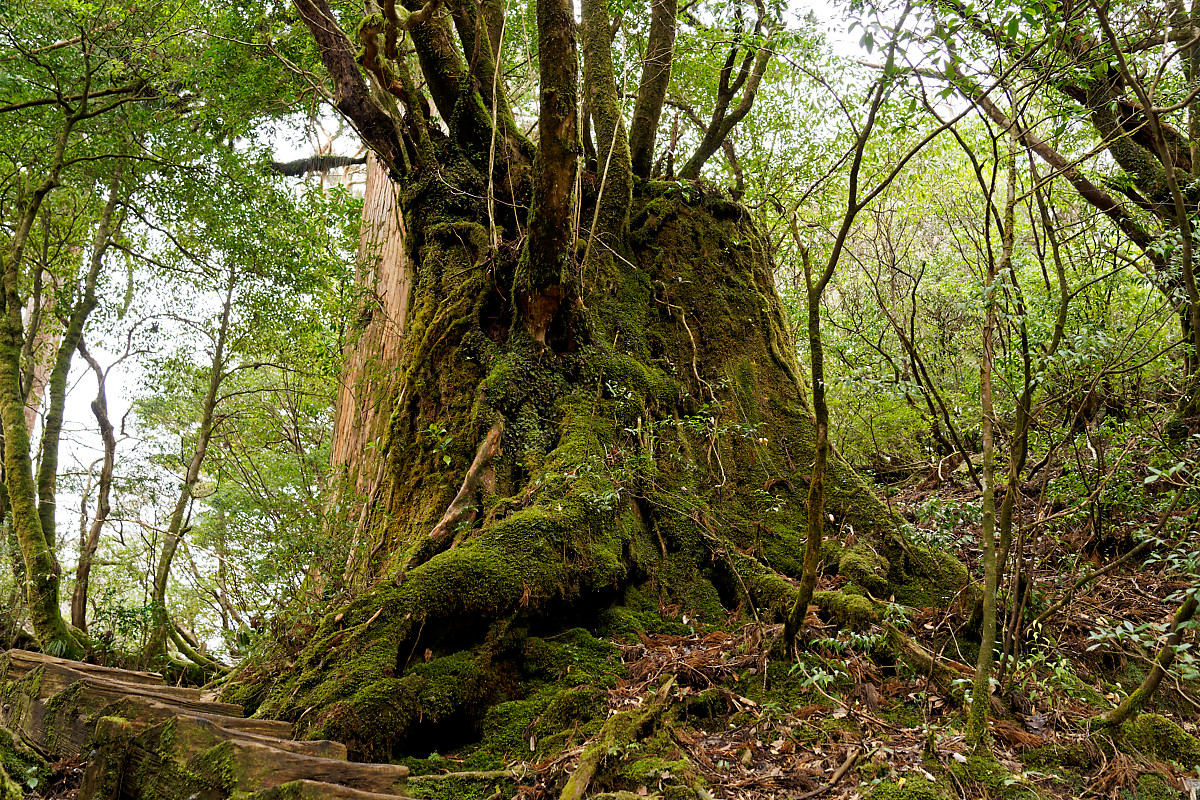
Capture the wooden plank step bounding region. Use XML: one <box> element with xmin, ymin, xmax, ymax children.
<box><xmin>154</xmin><ymin>710</ymin><xmax>345</xmax><ymax>761</ymax></box>
<box><xmin>244</xmin><ymin>779</ymin><xmax>417</xmax><ymax>799</ymax></box>
<box><xmin>32</xmin><ymin>661</ymin><xmax>205</xmax><ymax>703</ymax></box>
<box><xmin>84</xmin><ymin>693</ymin><xmax>291</xmax><ymax>739</ymax></box>
<box><xmin>2</xmin><ymin>648</ymin><xmax>166</xmax><ymax>686</ymax></box>
<box><xmin>213</xmin><ymin>739</ymin><xmax>410</xmax><ymax>794</ymax></box>
<box><xmin>3</xmin><ymin>685</ymin><xmax>300</xmax><ymax>761</ymax></box>
<box><xmin>29</xmin><ymin>662</ymin><xmax>242</xmax><ymax>716</ymax></box>
<box><xmin>109</xmin><ymin>721</ymin><xmax>410</xmax><ymax>797</ymax></box>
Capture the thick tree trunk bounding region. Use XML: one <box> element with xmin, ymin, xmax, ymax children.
<box><xmin>240</xmin><ymin>0</ymin><xmax>965</xmax><ymax>765</ymax></box>
<box><xmin>242</xmin><ymin>165</ymin><xmax>966</xmax><ymax>760</ymax></box>
<box><xmin>328</xmin><ymin>153</ymin><xmax>413</xmax><ymax>585</ymax></box>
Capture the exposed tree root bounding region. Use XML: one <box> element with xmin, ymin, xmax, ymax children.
<box><xmin>0</xmin><ymin>724</ymin><xmax>45</xmax><ymax>800</ymax></box>
<box><xmin>169</xmin><ymin>622</ymin><xmax>229</xmax><ymax>674</ymax></box>
<box><xmin>427</xmin><ymin>417</ymin><xmax>504</xmax><ymax>546</ymax></box>
<box><xmin>560</xmin><ymin>676</ymin><xmax>677</xmax><ymax>800</ymax></box>
<box><xmin>882</xmin><ymin>623</ymin><xmax>974</xmax><ymax>699</ymax></box>
<box><xmin>0</xmin><ymin>766</ymin><xmax>21</xmax><ymax>800</ymax></box>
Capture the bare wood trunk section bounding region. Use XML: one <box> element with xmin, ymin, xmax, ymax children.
<box><xmin>330</xmin><ymin>153</ymin><xmax>411</xmax><ymax>579</ymax></box>
<box><xmin>21</xmin><ymin>289</ymin><xmax>61</xmax><ymax>434</ymax></box>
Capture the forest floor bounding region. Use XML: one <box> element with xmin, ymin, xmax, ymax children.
<box><xmin>11</xmin><ymin>466</ymin><xmax>1200</xmax><ymax>800</ymax></box>
<box><xmin>384</xmin><ymin>466</ymin><xmax>1200</xmax><ymax>800</ymax></box>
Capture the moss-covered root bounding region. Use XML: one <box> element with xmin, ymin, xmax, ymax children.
<box><xmin>0</xmin><ymin>769</ymin><xmax>21</xmax><ymax>800</ymax></box>
<box><xmin>560</xmin><ymin>677</ymin><xmax>677</xmax><ymax>800</ymax></box>
<box><xmin>0</xmin><ymin>725</ymin><xmax>46</xmax><ymax>800</ymax></box>
<box><xmin>1094</xmin><ymin>596</ymin><xmax>1199</xmax><ymax>729</ymax></box>
<box><xmin>724</xmin><ymin>548</ymin><xmax>971</xmax><ymax>695</ymax></box>
<box><xmin>882</xmin><ymin>623</ymin><xmax>973</xmax><ymax>700</ymax></box>
<box><xmin>1119</xmin><ymin>713</ymin><xmax>1200</xmax><ymax>770</ymax></box>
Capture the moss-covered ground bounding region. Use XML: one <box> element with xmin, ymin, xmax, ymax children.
<box><xmin>299</xmin><ymin>596</ymin><xmax>1200</xmax><ymax>800</ymax></box>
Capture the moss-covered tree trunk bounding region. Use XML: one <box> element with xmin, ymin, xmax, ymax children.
<box><xmin>235</xmin><ymin>0</ymin><xmax>967</xmax><ymax>762</ymax></box>
<box><xmin>243</xmin><ymin>167</ymin><xmax>964</xmax><ymax>756</ymax></box>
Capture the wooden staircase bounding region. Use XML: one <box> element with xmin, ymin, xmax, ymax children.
<box><xmin>0</xmin><ymin>650</ymin><xmax>412</xmax><ymax>799</ymax></box>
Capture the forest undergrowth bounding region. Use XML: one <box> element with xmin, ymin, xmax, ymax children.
<box><xmin>360</xmin><ymin>411</ymin><xmax>1200</xmax><ymax>800</ymax></box>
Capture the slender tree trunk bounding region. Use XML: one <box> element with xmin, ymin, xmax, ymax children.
<box><xmin>1097</xmin><ymin>595</ymin><xmax>1199</xmax><ymax>727</ymax></box>
<box><xmin>144</xmin><ymin>267</ymin><xmax>236</xmax><ymax>664</ymax></box>
<box><xmin>0</xmin><ymin>108</ymin><xmax>84</xmax><ymax>657</ymax></box>
<box><xmin>967</xmin><ymin>129</ymin><xmax>1018</xmax><ymax>749</ymax></box>
<box><xmin>71</xmin><ymin>343</ymin><xmax>117</xmax><ymax>631</ymax></box>
<box><xmin>36</xmin><ymin>166</ymin><xmax>123</xmax><ymax>552</ymax></box>
<box><xmin>785</xmin><ymin>244</ymin><xmax>828</xmax><ymax>657</ymax></box>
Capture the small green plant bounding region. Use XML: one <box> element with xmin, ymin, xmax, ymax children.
<box><xmin>914</xmin><ymin>497</ymin><xmax>980</xmax><ymax>547</ymax></box>
<box><xmin>425</xmin><ymin>424</ymin><xmax>453</xmax><ymax>465</ymax></box>
<box><xmin>789</xmin><ymin>659</ymin><xmax>843</xmax><ymax>691</ymax></box>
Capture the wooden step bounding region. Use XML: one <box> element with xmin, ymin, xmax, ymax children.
<box><xmin>212</xmin><ymin>738</ymin><xmax>410</xmax><ymax>794</ymax></box>
<box><xmin>105</xmin><ymin>721</ymin><xmax>410</xmax><ymax>797</ymax></box>
<box><xmin>244</xmin><ymin>779</ymin><xmax>417</xmax><ymax>799</ymax></box>
<box><xmin>2</xmin><ymin>648</ymin><xmax>166</xmax><ymax>686</ymax></box>
<box><xmin>86</xmin><ymin>693</ymin><xmax>292</xmax><ymax>739</ymax></box>
<box><xmin>2</xmin><ymin>684</ymin><xmax>315</xmax><ymax>762</ymax></box>
<box><xmin>24</xmin><ymin>661</ymin><xmax>241</xmax><ymax>716</ymax></box>
<box><xmin>145</xmin><ymin>709</ymin><xmax>345</xmax><ymax>761</ymax></box>
<box><xmin>3</xmin><ymin>648</ymin><xmax>408</xmax><ymax>800</ymax></box>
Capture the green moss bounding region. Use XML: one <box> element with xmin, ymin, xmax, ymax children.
<box><xmin>1122</xmin><ymin>713</ymin><xmax>1200</xmax><ymax>768</ymax></box>
<box><xmin>523</xmin><ymin>630</ymin><xmax>620</xmax><ymax>682</ymax></box>
<box><xmin>892</xmin><ymin>544</ymin><xmax>969</xmax><ymax>607</ymax></box>
<box><xmin>838</xmin><ymin>544</ymin><xmax>890</xmax><ymax>597</ymax></box>
<box><xmin>947</xmin><ymin>753</ymin><xmax>1041</xmax><ymax>800</ymax></box>
<box><xmin>1133</xmin><ymin>773</ymin><xmax>1181</xmax><ymax>800</ymax></box>
<box><xmin>405</xmin><ymin>774</ymin><xmax>518</xmax><ymax>800</ymax></box>
<box><xmin>1020</xmin><ymin>741</ymin><xmax>1099</xmax><ymax>770</ymax></box>
<box><xmin>818</xmin><ymin>538</ymin><xmax>844</xmax><ymax>570</ymax></box>
<box><xmin>879</xmin><ymin>706</ymin><xmax>923</xmax><ymax>729</ymax></box>
<box><xmin>812</xmin><ymin>590</ymin><xmax>878</xmax><ymax>630</ymax></box>
<box><xmin>615</xmin><ymin>753</ymin><xmax>698</xmax><ymax>797</ymax></box>
<box><xmin>869</xmin><ymin>778</ymin><xmax>953</xmax><ymax>800</ymax></box>
<box><xmin>0</xmin><ymin>725</ymin><xmax>47</xmax><ymax>797</ymax></box>
<box><xmin>743</xmin><ymin>660</ymin><xmax>837</xmax><ymax>717</ymax></box>
<box><xmin>820</xmin><ymin>714</ymin><xmax>861</xmax><ymax>741</ymax></box>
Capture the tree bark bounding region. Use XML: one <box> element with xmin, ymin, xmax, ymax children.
<box><xmin>629</xmin><ymin>0</ymin><xmax>677</xmax><ymax>178</ymax></box>
<box><xmin>329</xmin><ymin>153</ymin><xmax>413</xmax><ymax>586</ymax></box>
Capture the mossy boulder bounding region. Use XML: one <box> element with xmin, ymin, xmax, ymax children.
<box><xmin>813</xmin><ymin>590</ymin><xmax>878</xmax><ymax>630</ymax></box>
<box><xmin>892</xmin><ymin>544</ymin><xmax>971</xmax><ymax>607</ymax></box>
